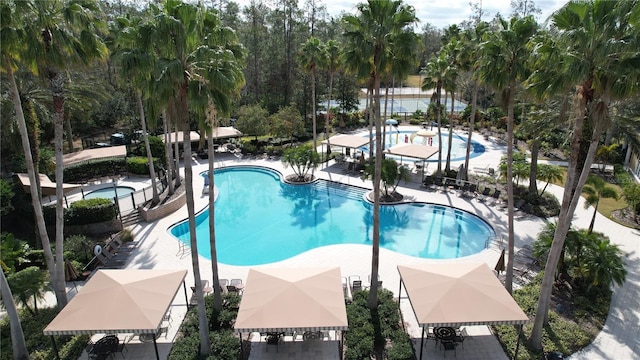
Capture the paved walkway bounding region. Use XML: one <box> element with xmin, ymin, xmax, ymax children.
<box><xmin>32</xmin><ymin>127</ymin><xmax>639</xmax><ymax>359</ymax></box>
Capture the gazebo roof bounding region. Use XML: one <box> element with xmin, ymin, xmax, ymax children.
<box><xmin>234</xmin><ymin>267</ymin><xmax>348</xmax><ymax>333</ymax></box>
<box><xmin>384</xmin><ymin>144</ymin><xmax>439</xmax><ymax>160</ymax></box>
<box><xmin>398</xmin><ymin>263</ymin><xmax>529</xmax><ymax>327</ymax></box>
<box><xmin>43</xmin><ymin>269</ymin><xmax>187</xmax><ymax>335</ymax></box>
<box><xmin>62</xmin><ymin>145</ymin><xmax>127</xmax><ymax>166</ymax></box>
<box><xmin>321</xmin><ymin>135</ymin><xmax>370</xmax><ymax>149</ymax></box>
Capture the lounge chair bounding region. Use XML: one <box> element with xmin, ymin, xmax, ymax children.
<box><xmin>349</xmin><ymin>275</ymin><xmax>362</xmax><ymax>293</ymax></box>
<box><xmin>367</xmin><ymin>274</ymin><xmax>383</xmax><ymax>289</ymax></box>
<box><xmin>342</xmin><ymin>277</ymin><xmax>351</xmax><ymax>302</ymax></box>
<box><xmin>218</xmin><ymin>279</ymin><xmax>229</xmax><ymax>293</ymax></box>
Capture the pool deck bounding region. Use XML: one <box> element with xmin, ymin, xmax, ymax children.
<box><xmin>44</xmin><ymin>127</ymin><xmax>639</xmax><ymax>359</ymax></box>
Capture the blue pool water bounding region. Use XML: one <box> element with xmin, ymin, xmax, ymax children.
<box><xmin>169</xmin><ymin>167</ymin><xmax>494</xmax><ymax>266</ymax></box>
<box><xmin>360</xmin><ymin>130</ymin><xmax>485</xmax><ymax>162</ymax></box>
<box><xmin>85</xmin><ymin>186</ymin><xmax>135</xmax><ymax>200</ymax></box>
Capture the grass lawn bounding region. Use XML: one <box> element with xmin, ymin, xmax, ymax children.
<box><xmin>548</xmin><ymin>168</ymin><xmax>628</xmax><ymax>221</ymax></box>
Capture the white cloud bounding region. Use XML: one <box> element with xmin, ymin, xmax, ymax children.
<box><xmin>232</xmin><ymin>0</ymin><xmax>567</xmax><ymax>29</ymax></box>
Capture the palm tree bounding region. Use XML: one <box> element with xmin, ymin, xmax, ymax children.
<box><xmin>112</xmin><ymin>16</ymin><xmax>160</xmax><ymax>205</ymax></box>
<box><xmin>144</xmin><ymin>1</ymin><xmax>245</xmax><ymax>353</ymax></box>
<box><xmin>537</xmin><ymin>163</ymin><xmax>563</xmax><ymax>196</ymax></box>
<box><xmin>479</xmin><ymin>15</ymin><xmax>538</xmax><ymax>294</ymax></box>
<box><xmin>441</xmin><ymin>28</ymin><xmax>462</xmax><ymax>173</ymax></box>
<box><xmin>321</xmin><ymin>39</ymin><xmax>341</xmax><ymax>155</ymax></box>
<box><xmin>583</xmin><ymin>175</ymin><xmax>618</xmax><ymax>233</ymax></box>
<box><xmin>421</xmin><ymin>53</ymin><xmax>449</xmax><ymax>175</ymax></box>
<box><xmin>299</xmin><ymin>37</ymin><xmax>327</xmax><ymax>154</ymax></box>
<box><xmin>527</xmin><ymin>1</ymin><xmax>640</xmax><ymax>350</ymax></box>
<box><xmin>0</xmin><ymin>269</ymin><xmax>28</xmax><ymax>360</ymax></box>
<box><xmin>595</xmin><ymin>143</ymin><xmax>619</xmax><ymax>172</ymax></box>
<box><xmin>581</xmin><ymin>234</ymin><xmax>627</xmax><ymax>292</ymax></box>
<box><xmin>460</xmin><ymin>22</ymin><xmax>489</xmax><ymax>181</ymax></box>
<box><xmin>343</xmin><ymin>0</ymin><xmax>418</xmax><ymax>309</ymax></box>
<box><xmin>22</xmin><ymin>0</ymin><xmax>108</xmax><ymax>309</ymax></box>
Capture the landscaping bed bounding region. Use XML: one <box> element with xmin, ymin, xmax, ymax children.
<box><xmin>494</xmin><ymin>273</ymin><xmax>610</xmax><ymax>360</ymax></box>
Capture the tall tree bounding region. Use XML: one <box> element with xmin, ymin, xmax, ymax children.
<box><xmin>25</xmin><ymin>0</ymin><xmax>108</xmax><ymax>309</ymax></box>
<box><xmin>582</xmin><ymin>175</ymin><xmax>618</xmax><ymax>233</ymax></box>
<box><xmin>459</xmin><ymin>22</ymin><xmax>488</xmax><ymax>181</ymax></box>
<box><xmin>421</xmin><ymin>52</ymin><xmax>449</xmax><ymax>175</ymax></box>
<box><xmin>299</xmin><ymin>36</ymin><xmax>327</xmax><ymax>153</ymax></box>
<box><xmin>479</xmin><ymin>15</ymin><xmax>538</xmax><ymax>293</ymax></box>
<box><xmin>112</xmin><ymin>15</ymin><xmax>160</xmax><ymax>205</ymax></box>
<box><xmin>343</xmin><ymin>0</ymin><xmax>418</xmax><ymax>309</ymax></box>
<box><xmin>321</xmin><ymin>39</ymin><xmax>341</xmax><ymax>154</ymax></box>
<box><xmin>0</xmin><ymin>269</ymin><xmax>28</xmax><ymax>360</ymax></box>
<box><xmin>527</xmin><ymin>0</ymin><xmax>640</xmax><ymax>349</ymax></box>
<box><xmin>144</xmin><ymin>1</ymin><xmax>245</xmax><ymax>353</ymax></box>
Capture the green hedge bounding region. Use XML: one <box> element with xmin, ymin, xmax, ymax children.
<box><xmin>66</xmin><ymin>198</ymin><xmax>117</xmax><ymax>225</ymax></box>
<box><xmin>126</xmin><ymin>156</ymin><xmax>161</xmax><ymax>175</ymax></box>
<box><xmin>344</xmin><ymin>289</ymin><xmax>414</xmax><ymax>360</ymax></box>
<box><xmin>168</xmin><ymin>293</ymin><xmax>241</xmax><ymax>360</ymax></box>
<box><xmin>61</xmin><ymin>158</ymin><xmax>127</xmax><ymax>182</ymax></box>
<box><xmin>0</xmin><ymin>307</ymin><xmax>89</xmax><ymax>360</ymax></box>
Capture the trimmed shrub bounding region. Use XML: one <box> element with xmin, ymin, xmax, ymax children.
<box><xmin>66</xmin><ymin>198</ymin><xmax>117</xmax><ymax>225</ymax></box>
<box><xmin>61</xmin><ymin>158</ymin><xmax>127</xmax><ymax>182</ymax></box>
<box><xmin>344</xmin><ymin>289</ymin><xmax>414</xmax><ymax>360</ymax></box>
<box><xmin>127</xmin><ymin>156</ymin><xmax>160</xmax><ymax>175</ymax></box>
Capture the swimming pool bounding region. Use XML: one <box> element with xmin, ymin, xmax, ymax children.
<box><xmin>84</xmin><ymin>186</ymin><xmax>135</xmax><ymax>200</ymax></box>
<box><xmin>360</xmin><ymin>130</ymin><xmax>485</xmax><ymax>162</ymax></box>
<box><xmin>169</xmin><ymin>167</ymin><xmax>494</xmax><ymax>266</ymax></box>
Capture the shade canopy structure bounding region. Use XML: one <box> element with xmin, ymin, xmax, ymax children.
<box><xmin>384</xmin><ymin>143</ymin><xmax>439</xmax><ymax>161</ymax></box>
<box><xmin>44</xmin><ymin>269</ymin><xmax>187</xmax><ymax>335</ymax></box>
<box><xmin>17</xmin><ymin>173</ymin><xmax>81</xmax><ymax>196</ymax></box>
<box><xmin>398</xmin><ymin>263</ymin><xmax>529</xmax><ymax>327</ymax></box>
<box><xmin>62</xmin><ymin>145</ymin><xmax>127</xmax><ymax>167</ymax></box>
<box><xmin>162</xmin><ymin>131</ymin><xmax>201</xmax><ymax>144</ymax></box>
<box><xmin>209</xmin><ymin>126</ymin><xmax>242</xmax><ymax>139</ymax></box>
<box><xmin>321</xmin><ymin>134</ymin><xmax>370</xmax><ymax>150</ymax></box>
<box><xmin>234</xmin><ymin>267</ymin><xmax>348</xmax><ymax>333</ymax></box>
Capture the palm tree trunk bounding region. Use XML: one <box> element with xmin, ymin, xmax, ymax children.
<box><xmin>65</xmin><ymin>112</ymin><xmax>74</xmax><ymax>152</ymax></box>
<box><xmin>5</xmin><ymin>59</ymin><xmax>61</xmax><ymax>310</ymax></box>
<box><xmin>180</xmin><ymin>89</ymin><xmax>211</xmax><ymax>354</ymax></box>
<box><xmin>207</xmin><ymin>130</ymin><xmax>222</xmax><ymax>311</ymax></box>
<box><xmin>368</xmin><ymin>73</ymin><xmax>382</xmax><ymax>309</ymax></box>
<box><xmin>445</xmin><ymin>90</ymin><xmax>454</xmax><ymax>172</ymax></box>
<box><xmin>529</xmin><ymin>139</ymin><xmax>540</xmax><ymax>196</ymax></box>
<box><xmin>324</xmin><ymin>72</ymin><xmax>334</xmax><ymax>156</ymax></box>
<box><xmin>173</xmin><ymin>111</ymin><xmax>181</xmax><ymax>188</ymax></box>
<box><xmin>382</xmin><ymin>80</ymin><xmax>389</xmax><ymax>150</ymax></box>
<box><xmin>588</xmin><ymin>202</ymin><xmax>598</xmax><ymax>234</ymax></box>
<box><xmin>367</xmin><ymin>85</ymin><xmax>374</xmax><ymax>159</ymax></box>
<box><xmin>136</xmin><ymin>91</ymin><xmax>159</xmax><ymax>204</ymax></box>
<box><xmin>529</xmin><ymin>92</ymin><xmax>605</xmax><ymax>350</ymax></box>
<box><xmin>504</xmin><ymin>80</ymin><xmax>516</xmax><ymax>294</ymax></box>
<box><xmin>163</xmin><ymin>110</ymin><xmax>174</xmax><ymax>195</ymax></box>
<box><xmin>0</xmin><ymin>269</ymin><xmax>29</xmax><ymax>360</ymax></box>
<box><xmin>463</xmin><ymin>81</ymin><xmax>478</xmax><ymax>181</ymax></box>
<box><xmin>311</xmin><ymin>71</ymin><xmax>317</xmax><ymax>152</ymax></box>
<box><xmin>51</xmin><ymin>71</ymin><xmax>68</xmax><ymax>309</ymax></box>
<box><xmin>435</xmin><ymin>84</ymin><xmax>443</xmax><ymax>175</ymax></box>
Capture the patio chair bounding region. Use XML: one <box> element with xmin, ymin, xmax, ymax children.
<box><xmin>89</xmin><ymin>335</ymin><xmax>118</xmax><ymax>360</ymax></box>
<box><xmin>265</xmin><ymin>332</ymin><xmax>282</xmax><ymax>352</ymax></box>
<box><xmin>441</xmin><ymin>340</ymin><xmax>458</xmax><ymax>357</ymax></box>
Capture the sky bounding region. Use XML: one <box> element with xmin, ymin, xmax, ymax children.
<box><xmin>232</xmin><ymin>0</ymin><xmax>568</xmax><ymax>30</ymax></box>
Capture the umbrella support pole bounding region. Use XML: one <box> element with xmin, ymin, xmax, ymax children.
<box><xmin>239</xmin><ymin>332</ymin><xmax>244</xmax><ymax>359</ymax></box>
<box><xmin>153</xmin><ymin>336</ymin><xmax>160</xmax><ymax>360</ymax></box>
<box><xmin>51</xmin><ymin>335</ymin><xmax>60</xmax><ymax>360</ymax></box>
<box><xmin>419</xmin><ymin>327</ymin><xmax>425</xmax><ymax>360</ymax></box>
<box><xmin>514</xmin><ymin>324</ymin><xmax>523</xmax><ymax>359</ymax></box>
<box><xmin>182</xmin><ymin>282</ymin><xmax>190</xmax><ymax>309</ymax></box>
